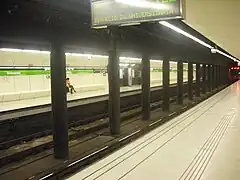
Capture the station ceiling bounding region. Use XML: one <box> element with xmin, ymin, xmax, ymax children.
<box><xmin>0</xmin><ymin>0</ymin><xmax>236</xmax><ymax>65</ymax></box>
<box><xmin>185</xmin><ymin>0</ymin><xmax>240</xmax><ymax>60</ymax></box>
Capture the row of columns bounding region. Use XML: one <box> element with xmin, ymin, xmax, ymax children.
<box><xmin>174</xmin><ymin>63</ymin><xmax>226</xmax><ymax>106</ymax></box>
<box><xmin>50</xmin><ymin>41</ymin><xmax>230</xmax><ymax>159</ymax></box>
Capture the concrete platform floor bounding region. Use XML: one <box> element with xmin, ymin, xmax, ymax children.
<box><xmin>0</xmin><ymin>84</ymin><xmax>164</xmax><ymax>113</ymax></box>
<box><xmin>67</xmin><ymin>82</ymin><xmax>240</xmax><ymax>180</ymax></box>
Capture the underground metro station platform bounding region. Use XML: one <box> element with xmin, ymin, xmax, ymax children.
<box><xmin>0</xmin><ymin>0</ymin><xmax>240</xmax><ymax>180</ymax></box>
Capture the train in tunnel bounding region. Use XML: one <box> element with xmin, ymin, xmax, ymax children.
<box><xmin>229</xmin><ymin>66</ymin><xmax>240</xmax><ymax>81</ymax></box>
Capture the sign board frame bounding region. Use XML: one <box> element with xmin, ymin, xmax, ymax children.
<box><xmin>91</xmin><ymin>0</ymin><xmax>184</xmax><ymax>28</ymax></box>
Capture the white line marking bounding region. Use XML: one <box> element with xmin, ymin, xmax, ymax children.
<box><xmin>67</xmin><ymin>146</ymin><xmax>109</xmax><ymax>167</ymax></box>
<box><xmin>168</xmin><ymin>112</ymin><xmax>176</xmax><ymax>117</ymax></box>
<box><xmin>149</xmin><ymin>119</ymin><xmax>162</xmax><ymax>127</ymax></box>
<box><xmin>181</xmin><ymin>106</ymin><xmax>188</xmax><ymax>110</ymax></box>
<box><xmin>118</xmin><ymin>130</ymin><xmax>141</xmax><ymax>142</ymax></box>
<box><xmin>39</xmin><ymin>173</ymin><xmax>53</xmax><ymax>180</ymax></box>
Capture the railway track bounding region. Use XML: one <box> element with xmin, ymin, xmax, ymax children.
<box><xmin>0</xmin><ymin>83</ymin><xmax>192</xmax><ymax>145</ymax></box>
<box><xmin>0</xmin><ymin>86</ymin><xmax>228</xmax><ymax>180</ymax></box>
<box><xmin>0</xmin><ymin>83</ymin><xmax>195</xmax><ymax>167</ymax></box>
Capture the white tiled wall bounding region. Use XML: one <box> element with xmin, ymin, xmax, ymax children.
<box><xmin>0</xmin><ymin>73</ymin><xmax>107</xmax><ymax>94</ymax></box>
<box><xmin>0</xmin><ymin>76</ymin><xmax>15</xmax><ymax>93</ymax></box>
<box><xmin>0</xmin><ymin>51</ymin><xmax>196</xmax><ymax>96</ymax></box>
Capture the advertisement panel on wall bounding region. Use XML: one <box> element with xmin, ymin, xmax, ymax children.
<box><xmin>91</xmin><ymin>0</ymin><xmax>183</xmax><ymax>28</ymax></box>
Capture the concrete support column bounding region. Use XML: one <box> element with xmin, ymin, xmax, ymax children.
<box><xmin>177</xmin><ymin>60</ymin><xmax>183</xmax><ymax>104</ymax></box>
<box><xmin>219</xmin><ymin>66</ymin><xmax>223</xmax><ymax>86</ymax></box>
<box><xmin>215</xmin><ymin>65</ymin><xmax>218</xmax><ymax>87</ymax></box>
<box><xmin>226</xmin><ymin>66</ymin><xmax>230</xmax><ymax>84</ymax></box>
<box><xmin>221</xmin><ymin>66</ymin><xmax>227</xmax><ymax>85</ymax></box>
<box><xmin>217</xmin><ymin>65</ymin><xmax>220</xmax><ymax>87</ymax></box>
<box><xmin>141</xmin><ymin>54</ymin><xmax>150</xmax><ymax>120</ymax></box>
<box><xmin>212</xmin><ymin>65</ymin><xmax>216</xmax><ymax>89</ymax></box>
<box><xmin>196</xmin><ymin>63</ymin><xmax>201</xmax><ymax>97</ymax></box>
<box><xmin>163</xmin><ymin>56</ymin><xmax>170</xmax><ymax>111</ymax></box>
<box><xmin>202</xmin><ymin>64</ymin><xmax>207</xmax><ymax>94</ymax></box>
<box><xmin>188</xmin><ymin>62</ymin><xmax>193</xmax><ymax>100</ymax></box>
<box><xmin>208</xmin><ymin>65</ymin><xmax>213</xmax><ymax>91</ymax></box>
<box><xmin>50</xmin><ymin>40</ymin><xmax>69</xmax><ymax>159</ymax></box>
<box><xmin>206</xmin><ymin>65</ymin><xmax>210</xmax><ymax>92</ymax></box>
<box><xmin>108</xmin><ymin>28</ymin><xmax>120</xmax><ymax>135</ymax></box>
<box><xmin>219</xmin><ymin>66</ymin><xmax>223</xmax><ymax>85</ymax></box>
<box><xmin>216</xmin><ymin>65</ymin><xmax>219</xmax><ymax>88</ymax></box>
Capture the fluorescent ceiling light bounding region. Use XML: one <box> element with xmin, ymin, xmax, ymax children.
<box><xmin>150</xmin><ymin>59</ymin><xmax>162</xmax><ymax>63</ymax></box>
<box><xmin>159</xmin><ymin>21</ymin><xmax>213</xmax><ymax>49</ymax></box>
<box><xmin>115</xmin><ymin>0</ymin><xmax>168</xmax><ymax>10</ymax></box>
<box><xmin>2</xmin><ymin>47</ymin><xmax>238</xmax><ymax>64</ymax></box>
<box><xmin>120</xmin><ymin>57</ymin><xmax>141</xmax><ymax>61</ymax></box>
<box><xmin>0</xmin><ymin>49</ymin><xmax>109</xmax><ymax>58</ymax></box>
<box><xmin>159</xmin><ymin>21</ymin><xmax>239</xmax><ymax>62</ymax></box>
<box><xmin>211</xmin><ymin>48</ymin><xmax>239</xmax><ymax>62</ymax></box>
<box><xmin>0</xmin><ymin>66</ymin><xmax>45</xmax><ymax>69</ymax></box>
<box><xmin>93</xmin><ymin>26</ymin><xmax>107</xmax><ymax>29</ymax></box>
<box><xmin>0</xmin><ymin>48</ymin><xmax>50</xmax><ymax>54</ymax></box>
<box><xmin>88</xmin><ymin>55</ymin><xmax>92</xmax><ymax>60</ymax></box>
<box><xmin>120</xmin><ymin>22</ymin><xmax>140</xmax><ymax>27</ymax></box>
<box><xmin>170</xmin><ymin>61</ymin><xmax>177</xmax><ymax>64</ymax></box>
<box><xmin>120</xmin><ymin>63</ymin><xmax>129</xmax><ymax>67</ymax></box>
<box><xmin>65</xmin><ymin>52</ymin><xmax>107</xmax><ymax>58</ymax></box>
<box><xmin>215</xmin><ymin>49</ymin><xmax>238</xmax><ymax>62</ymax></box>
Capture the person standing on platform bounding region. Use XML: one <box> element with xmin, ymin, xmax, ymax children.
<box><xmin>66</xmin><ymin>77</ymin><xmax>76</xmax><ymax>94</ymax></box>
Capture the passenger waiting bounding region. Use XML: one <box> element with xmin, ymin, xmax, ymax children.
<box><xmin>66</xmin><ymin>78</ymin><xmax>76</xmax><ymax>94</ymax></box>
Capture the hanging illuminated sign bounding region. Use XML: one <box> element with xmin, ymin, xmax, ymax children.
<box><xmin>91</xmin><ymin>0</ymin><xmax>183</xmax><ymax>28</ymax></box>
